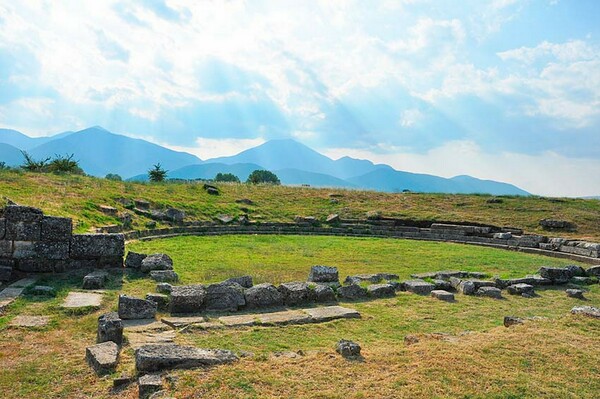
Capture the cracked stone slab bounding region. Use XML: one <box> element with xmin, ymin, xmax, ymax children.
<box><xmin>258</xmin><ymin>310</ymin><xmax>312</xmax><ymax>325</ymax></box>
<box><xmin>218</xmin><ymin>314</ymin><xmax>258</xmax><ymax>327</ymax></box>
<box><xmin>127</xmin><ymin>331</ymin><xmax>177</xmax><ymax>349</ymax></box>
<box><xmin>123</xmin><ymin>319</ymin><xmax>172</xmax><ymax>333</ymax></box>
<box><xmin>135</xmin><ymin>344</ymin><xmax>238</xmax><ymax>373</ymax></box>
<box><xmin>161</xmin><ymin>316</ymin><xmax>207</xmax><ymax>329</ymax></box>
<box><xmin>61</xmin><ymin>292</ymin><xmax>102</xmax><ymax>309</ymax></box>
<box><xmin>9</xmin><ymin>315</ymin><xmax>50</xmax><ymax>327</ymax></box>
<box><xmin>303</xmin><ymin>306</ymin><xmax>361</xmax><ymax>322</ymax></box>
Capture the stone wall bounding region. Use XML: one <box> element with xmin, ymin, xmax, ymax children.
<box><xmin>0</xmin><ymin>205</ymin><xmax>124</xmax><ymax>280</ymax></box>
<box><xmin>123</xmin><ymin>220</ymin><xmax>600</xmax><ymax>264</ymax></box>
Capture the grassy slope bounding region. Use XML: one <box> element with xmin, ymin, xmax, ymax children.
<box><xmin>0</xmin><ymin>236</ymin><xmax>598</xmax><ymax>398</ymax></box>
<box><xmin>1</xmin><ymin>170</ymin><xmax>600</xmax><ymax>240</ymax></box>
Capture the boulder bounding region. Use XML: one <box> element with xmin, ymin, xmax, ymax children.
<box><xmin>86</xmin><ymin>341</ymin><xmax>119</xmax><ymax>376</ymax></box>
<box><xmin>244</xmin><ymin>283</ymin><xmax>283</xmax><ymax>309</ymax></box>
<box><xmin>570</xmin><ymin>306</ymin><xmax>600</xmax><ymax>319</ymax></box>
<box><xmin>431</xmin><ymin>290</ymin><xmax>455</xmax><ymax>301</ymax></box>
<box><xmin>404</xmin><ymin>280</ymin><xmax>435</xmax><ymax>295</ymax></box>
<box><xmin>138</xmin><ymin>373</ymin><xmax>163</xmax><ymax>399</ymax></box>
<box><xmin>97</xmin><ymin>312</ymin><xmax>124</xmax><ymax>345</ymax></box>
<box><xmin>135</xmin><ymin>344</ymin><xmax>238</xmax><ymax>373</ymax></box>
<box><xmin>308</xmin><ymin>266</ymin><xmax>339</xmax><ymax>283</ymax></box>
<box><xmin>278</xmin><ymin>282</ymin><xmax>313</xmax><ymax>306</ymax></box>
<box><xmin>313</xmin><ymin>284</ymin><xmax>337</xmax><ymax>302</ymax></box>
<box><xmin>335</xmin><ymin>340</ymin><xmax>361</xmax><ymax>359</ymax></box>
<box><xmin>141</xmin><ymin>254</ymin><xmax>174</xmax><ymax>273</ymax></box>
<box><xmin>504</xmin><ymin>316</ymin><xmax>524</xmax><ymax>327</ymax></box>
<box><xmin>156</xmin><ymin>283</ymin><xmax>173</xmax><ymax>294</ymax></box>
<box><xmin>566</xmin><ymin>289</ymin><xmax>585</xmax><ymax>299</ymax></box>
<box><xmin>457</xmin><ymin>280</ymin><xmax>476</xmax><ymax>295</ymax></box>
<box><xmin>204</xmin><ymin>282</ymin><xmax>246</xmax><ymax>311</ymax></box>
<box><xmin>118</xmin><ymin>295</ymin><xmax>157</xmax><ymax>320</ymax></box>
<box><xmin>82</xmin><ymin>271</ymin><xmax>108</xmax><ymax>290</ymax></box>
<box><xmin>367</xmin><ymin>283</ymin><xmax>395</xmax><ymax>298</ymax></box>
<box><xmin>476</xmin><ymin>287</ymin><xmax>503</xmax><ymax>299</ymax></box>
<box><xmin>125</xmin><ymin>252</ymin><xmax>147</xmax><ymax>269</ymax></box>
<box><xmin>506</xmin><ymin>283</ymin><xmax>535</xmax><ymax>297</ymax></box>
<box><xmin>337</xmin><ymin>284</ymin><xmax>368</xmax><ymax>300</ymax></box>
<box><xmin>224</xmin><ymin>275</ymin><xmax>253</xmax><ymax>288</ymax></box>
<box><xmin>538</xmin><ymin>266</ymin><xmax>573</xmax><ymax>284</ymax></box>
<box><xmin>170</xmin><ymin>285</ymin><xmax>206</xmax><ymax>314</ymax></box>
<box><xmin>150</xmin><ymin>270</ymin><xmax>179</xmax><ymax>283</ymax></box>
<box><xmin>586</xmin><ymin>265</ymin><xmax>600</xmax><ymax>278</ymax></box>
<box><xmin>146</xmin><ymin>293</ymin><xmax>170</xmax><ymax>311</ymax></box>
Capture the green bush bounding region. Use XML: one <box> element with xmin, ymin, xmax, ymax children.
<box><xmin>247</xmin><ymin>170</ymin><xmax>280</xmax><ymax>185</ymax></box>
<box><xmin>214</xmin><ymin>172</ymin><xmax>240</xmax><ymax>183</ymax></box>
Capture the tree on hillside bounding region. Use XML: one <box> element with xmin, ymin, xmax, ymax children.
<box><xmin>105</xmin><ymin>173</ymin><xmax>122</xmax><ymax>181</ymax></box>
<box><xmin>148</xmin><ymin>163</ymin><xmax>167</xmax><ymax>182</ymax></box>
<box><xmin>214</xmin><ymin>172</ymin><xmax>240</xmax><ymax>183</ymax></box>
<box><xmin>246</xmin><ymin>169</ymin><xmax>281</xmax><ymax>185</ymax></box>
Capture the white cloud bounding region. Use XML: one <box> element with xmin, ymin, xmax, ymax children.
<box><xmin>160</xmin><ymin>136</ymin><xmax>266</xmax><ymax>160</ymax></box>
<box><xmin>399</xmin><ymin>108</ymin><xmax>424</xmax><ymax>127</ymax></box>
<box><xmin>322</xmin><ymin>141</ymin><xmax>600</xmax><ymax>197</ymax></box>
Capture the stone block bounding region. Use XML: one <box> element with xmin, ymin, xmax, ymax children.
<box><xmin>0</xmin><ymin>218</ymin><xmax>5</xmax><ymax>239</ymax></box>
<box><xmin>507</xmin><ymin>283</ymin><xmax>535</xmax><ymax>296</ymax></box>
<box><xmin>97</xmin><ymin>312</ymin><xmax>124</xmax><ymax>345</ymax></box>
<box><xmin>0</xmin><ymin>265</ymin><xmax>12</xmax><ymax>281</ymax></box>
<box><xmin>304</xmin><ymin>306</ymin><xmax>360</xmax><ymax>322</ymax></box>
<box><xmin>146</xmin><ymin>293</ymin><xmax>170</xmax><ymax>311</ymax></box>
<box><xmin>431</xmin><ymin>290</ymin><xmax>455</xmax><ymax>301</ymax></box>
<box><xmin>586</xmin><ymin>265</ymin><xmax>600</xmax><ymax>278</ymax></box>
<box><xmin>308</xmin><ymin>265</ymin><xmax>339</xmax><ymax>283</ymax></box>
<box><xmin>404</xmin><ymin>280</ymin><xmax>435</xmax><ymax>295</ymax></box>
<box><xmin>70</xmin><ymin>234</ymin><xmax>125</xmax><ymax>259</ymax></box>
<box><xmin>0</xmin><ymin>240</ymin><xmax>12</xmax><ymax>257</ymax></box>
<box><xmin>170</xmin><ymin>285</ymin><xmax>206</xmax><ymax>314</ymax></box>
<box><xmin>433</xmin><ymin>279</ymin><xmax>453</xmax><ymax>291</ymax></box>
<box><xmin>31</xmin><ymin>285</ymin><xmax>56</xmax><ymax>296</ymax></box>
<box><xmin>86</xmin><ymin>341</ymin><xmax>119</xmax><ymax>376</ymax></box>
<box><xmin>13</xmin><ymin>241</ymin><xmax>70</xmax><ymax>260</ymax></box>
<box><xmin>244</xmin><ymin>283</ymin><xmax>283</xmax><ymax>309</ymax></box>
<box><xmin>40</xmin><ymin>216</ymin><xmax>72</xmax><ymax>241</ymax></box>
<box><xmin>367</xmin><ymin>283</ymin><xmax>396</xmax><ymax>298</ymax></box>
<box><xmin>138</xmin><ymin>374</ymin><xmax>163</xmax><ymax>399</ymax></box>
<box><xmin>504</xmin><ymin>316</ymin><xmax>524</xmax><ymax>327</ymax></box>
<box><xmin>476</xmin><ymin>286</ymin><xmax>503</xmax><ymax>299</ymax></box>
<box><xmin>224</xmin><ymin>275</ymin><xmax>253</xmax><ymax>288</ymax></box>
<box><xmin>538</xmin><ymin>266</ymin><xmax>573</xmax><ymax>284</ymax></box>
<box><xmin>566</xmin><ymin>289</ymin><xmax>585</xmax><ymax>299</ymax></box>
<box><xmin>278</xmin><ymin>282</ymin><xmax>313</xmax><ymax>306</ymax></box>
<box><xmin>337</xmin><ymin>284</ymin><xmax>368</xmax><ymax>300</ymax></box>
<box><xmin>16</xmin><ymin>258</ymin><xmax>55</xmax><ymax>272</ymax></box>
<box><xmin>570</xmin><ymin>306</ymin><xmax>600</xmax><ymax>319</ymax></box>
<box><xmin>125</xmin><ymin>252</ymin><xmax>147</xmax><ymax>269</ymax></box>
<box><xmin>83</xmin><ymin>271</ymin><xmax>108</xmax><ymax>290</ymax></box>
<box><xmin>156</xmin><ymin>283</ymin><xmax>172</xmax><ymax>294</ymax></box>
<box><xmin>140</xmin><ymin>254</ymin><xmax>173</xmax><ymax>273</ymax></box>
<box><xmin>134</xmin><ymin>344</ymin><xmax>238</xmax><ymax>373</ymax></box>
<box><xmin>62</xmin><ymin>291</ymin><xmax>102</xmax><ymax>309</ymax></box>
<box><xmin>313</xmin><ymin>284</ymin><xmax>337</xmax><ymax>302</ymax></box>
<box><xmin>118</xmin><ymin>295</ymin><xmax>157</xmax><ymax>320</ymax></box>
<box><xmin>150</xmin><ymin>270</ymin><xmax>179</xmax><ymax>283</ymax></box>
<box><xmin>335</xmin><ymin>339</ymin><xmax>361</xmax><ymax>358</ymax></box>
<box><xmin>570</xmin><ymin>276</ymin><xmax>598</xmax><ymax>285</ymax></box>
<box><xmin>204</xmin><ymin>282</ymin><xmax>245</xmax><ymax>311</ymax></box>
<box><xmin>3</xmin><ymin>205</ymin><xmax>43</xmax><ymax>222</ymax></box>
<box><xmin>5</xmin><ymin>220</ymin><xmax>41</xmax><ymax>241</ymax></box>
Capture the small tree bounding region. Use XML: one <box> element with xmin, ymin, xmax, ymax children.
<box><xmin>20</xmin><ymin>151</ymin><xmax>50</xmax><ymax>172</ymax></box>
<box><xmin>148</xmin><ymin>163</ymin><xmax>167</xmax><ymax>182</ymax></box>
<box><xmin>246</xmin><ymin>169</ymin><xmax>281</xmax><ymax>185</ymax></box>
<box><xmin>214</xmin><ymin>172</ymin><xmax>240</xmax><ymax>183</ymax></box>
<box><xmin>105</xmin><ymin>173</ymin><xmax>122</xmax><ymax>181</ymax></box>
<box><xmin>47</xmin><ymin>153</ymin><xmax>84</xmax><ymax>175</ymax></box>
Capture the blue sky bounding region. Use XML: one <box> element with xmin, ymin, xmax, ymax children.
<box><xmin>0</xmin><ymin>0</ymin><xmax>599</xmax><ymax>196</ymax></box>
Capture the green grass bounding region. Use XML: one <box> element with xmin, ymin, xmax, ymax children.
<box><xmin>1</xmin><ymin>170</ymin><xmax>600</xmax><ymax>240</ymax></box>
<box><xmin>0</xmin><ymin>235</ymin><xmax>598</xmax><ymax>398</ymax></box>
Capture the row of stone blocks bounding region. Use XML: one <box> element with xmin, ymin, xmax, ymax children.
<box><xmin>0</xmin><ymin>205</ymin><xmax>124</xmax><ymax>277</ymax></box>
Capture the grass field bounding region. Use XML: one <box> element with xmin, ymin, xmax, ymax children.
<box><xmin>0</xmin><ymin>235</ymin><xmax>598</xmax><ymax>398</ymax></box>
<box><xmin>1</xmin><ymin>170</ymin><xmax>600</xmax><ymax>240</ymax></box>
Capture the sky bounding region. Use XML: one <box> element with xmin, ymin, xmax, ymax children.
<box><xmin>0</xmin><ymin>0</ymin><xmax>599</xmax><ymax>196</ymax></box>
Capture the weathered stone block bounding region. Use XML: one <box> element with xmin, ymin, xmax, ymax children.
<box><xmin>367</xmin><ymin>283</ymin><xmax>395</xmax><ymax>298</ymax></box>
<box><xmin>170</xmin><ymin>285</ymin><xmax>206</xmax><ymax>314</ymax></box>
<box><xmin>245</xmin><ymin>283</ymin><xmax>284</xmax><ymax>309</ymax></box>
<box><xmin>97</xmin><ymin>312</ymin><xmax>124</xmax><ymax>345</ymax></box>
<box><xmin>135</xmin><ymin>344</ymin><xmax>238</xmax><ymax>373</ymax></box>
<box><xmin>278</xmin><ymin>282</ymin><xmax>313</xmax><ymax>306</ymax></box>
<box><xmin>586</xmin><ymin>265</ymin><xmax>600</xmax><ymax>278</ymax></box>
<box><xmin>203</xmin><ymin>282</ymin><xmax>245</xmax><ymax>311</ymax></box>
<box><xmin>570</xmin><ymin>276</ymin><xmax>598</xmax><ymax>285</ymax></box>
<box><xmin>404</xmin><ymin>280</ymin><xmax>435</xmax><ymax>295</ymax></box>
<box><xmin>165</xmin><ymin>208</ymin><xmax>185</xmax><ymax>223</ymax></box>
<box><xmin>476</xmin><ymin>286</ymin><xmax>503</xmax><ymax>299</ymax></box>
<box><xmin>3</xmin><ymin>205</ymin><xmax>43</xmax><ymax>222</ymax></box>
<box><xmin>83</xmin><ymin>271</ymin><xmax>108</xmax><ymax>290</ymax></box>
<box><xmin>504</xmin><ymin>316</ymin><xmax>524</xmax><ymax>327</ymax></box>
<box><xmin>40</xmin><ymin>216</ymin><xmax>72</xmax><ymax>241</ymax></box>
<box><xmin>313</xmin><ymin>284</ymin><xmax>337</xmax><ymax>302</ymax></box>
<box><xmin>433</xmin><ymin>279</ymin><xmax>453</xmax><ymax>291</ymax></box>
<box><xmin>156</xmin><ymin>283</ymin><xmax>172</xmax><ymax>294</ymax></box>
<box><xmin>118</xmin><ymin>295</ymin><xmax>157</xmax><ymax>320</ymax></box>
<box><xmin>507</xmin><ymin>283</ymin><xmax>535</xmax><ymax>296</ymax></box>
<box><xmin>16</xmin><ymin>258</ymin><xmax>55</xmax><ymax>272</ymax></box>
<box><xmin>86</xmin><ymin>341</ymin><xmax>119</xmax><ymax>376</ymax></box>
<box><xmin>308</xmin><ymin>265</ymin><xmax>339</xmax><ymax>283</ymax></box>
<box><xmin>13</xmin><ymin>241</ymin><xmax>70</xmax><ymax>260</ymax></box>
<box><xmin>146</xmin><ymin>293</ymin><xmax>170</xmax><ymax>311</ymax></box>
<box><xmin>0</xmin><ymin>265</ymin><xmax>12</xmax><ymax>281</ymax></box>
<box><xmin>335</xmin><ymin>339</ymin><xmax>361</xmax><ymax>358</ymax></box>
<box><xmin>0</xmin><ymin>240</ymin><xmax>12</xmax><ymax>257</ymax></box>
<box><xmin>0</xmin><ymin>218</ymin><xmax>5</xmax><ymax>239</ymax></box>
<box><xmin>141</xmin><ymin>254</ymin><xmax>173</xmax><ymax>273</ymax></box>
<box><xmin>538</xmin><ymin>266</ymin><xmax>573</xmax><ymax>284</ymax></box>
<box><xmin>5</xmin><ymin>220</ymin><xmax>41</xmax><ymax>241</ymax></box>
<box><xmin>150</xmin><ymin>270</ymin><xmax>179</xmax><ymax>283</ymax></box>
<box><xmin>70</xmin><ymin>234</ymin><xmax>125</xmax><ymax>259</ymax></box>
<box><xmin>224</xmin><ymin>275</ymin><xmax>253</xmax><ymax>288</ymax></box>
<box><xmin>138</xmin><ymin>373</ymin><xmax>163</xmax><ymax>399</ymax></box>
<box><xmin>566</xmin><ymin>289</ymin><xmax>585</xmax><ymax>299</ymax></box>
<box><xmin>30</xmin><ymin>285</ymin><xmax>55</xmax><ymax>296</ymax></box>
<box><xmin>125</xmin><ymin>252</ymin><xmax>147</xmax><ymax>269</ymax></box>
<box><xmin>571</xmin><ymin>306</ymin><xmax>600</xmax><ymax>319</ymax></box>
<box><xmin>431</xmin><ymin>290</ymin><xmax>455</xmax><ymax>301</ymax></box>
<box><xmin>337</xmin><ymin>284</ymin><xmax>368</xmax><ymax>300</ymax></box>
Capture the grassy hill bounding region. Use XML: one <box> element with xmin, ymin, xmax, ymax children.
<box><xmin>0</xmin><ymin>169</ymin><xmax>599</xmax><ymax>240</ymax></box>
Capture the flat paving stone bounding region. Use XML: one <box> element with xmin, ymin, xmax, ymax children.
<box><xmin>218</xmin><ymin>314</ymin><xmax>258</xmax><ymax>327</ymax></box>
<box><xmin>123</xmin><ymin>319</ymin><xmax>171</xmax><ymax>333</ymax></box>
<box><xmin>303</xmin><ymin>306</ymin><xmax>361</xmax><ymax>322</ymax></box>
<box><xmin>0</xmin><ymin>278</ymin><xmax>37</xmax><ymax>313</ymax></box>
<box><xmin>9</xmin><ymin>315</ymin><xmax>50</xmax><ymax>327</ymax></box>
<box><xmin>431</xmin><ymin>290</ymin><xmax>455</xmax><ymax>301</ymax></box>
<box><xmin>258</xmin><ymin>310</ymin><xmax>312</xmax><ymax>325</ymax></box>
<box><xmin>161</xmin><ymin>316</ymin><xmax>207</xmax><ymax>329</ymax></box>
<box><xmin>61</xmin><ymin>292</ymin><xmax>102</xmax><ymax>309</ymax></box>
<box><xmin>127</xmin><ymin>331</ymin><xmax>176</xmax><ymax>349</ymax></box>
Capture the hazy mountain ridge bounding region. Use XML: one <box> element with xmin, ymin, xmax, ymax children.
<box><xmin>1</xmin><ymin>126</ymin><xmax>529</xmax><ymax>195</ymax></box>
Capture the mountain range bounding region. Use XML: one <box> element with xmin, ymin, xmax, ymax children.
<box><xmin>0</xmin><ymin>126</ymin><xmax>530</xmax><ymax>195</ymax></box>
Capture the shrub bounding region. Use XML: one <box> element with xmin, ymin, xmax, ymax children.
<box><xmin>47</xmin><ymin>154</ymin><xmax>84</xmax><ymax>175</ymax></box>
<box><xmin>246</xmin><ymin>170</ymin><xmax>281</xmax><ymax>185</ymax></box>
<box><xmin>148</xmin><ymin>163</ymin><xmax>167</xmax><ymax>182</ymax></box>
<box><xmin>20</xmin><ymin>151</ymin><xmax>50</xmax><ymax>172</ymax></box>
<box><xmin>105</xmin><ymin>173</ymin><xmax>122</xmax><ymax>181</ymax></box>
<box><xmin>214</xmin><ymin>172</ymin><xmax>240</xmax><ymax>183</ymax></box>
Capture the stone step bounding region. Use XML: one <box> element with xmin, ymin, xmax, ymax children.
<box><xmin>0</xmin><ymin>277</ymin><xmax>37</xmax><ymax>313</ymax></box>
<box><xmin>61</xmin><ymin>291</ymin><xmax>102</xmax><ymax>309</ymax></box>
